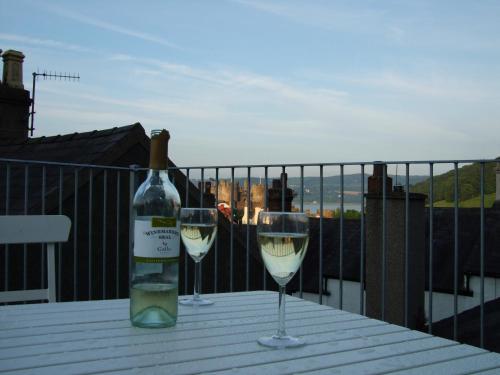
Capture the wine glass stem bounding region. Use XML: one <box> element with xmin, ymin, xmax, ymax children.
<box><xmin>277</xmin><ymin>285</ymin><xmax>287</xmax><ymax>338</ymax></box>
<box><xmin>193</xmin><ymin>260</ymin><xmax>201</xmax><ymax>301</ymax></box>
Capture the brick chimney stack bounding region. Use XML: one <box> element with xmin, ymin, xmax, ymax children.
<box><xmin>2</xmin><ymin>50</ymin><xmax>25</xmax><ymax>89</ymax></box>
<box><xmin>0</xmin><ymin>50</ymin><xmax>30</xmax><ymax>144</ymax></box>
<box><xmin>365</xmin><ymin>164</ymin><xmax>426</xmax><ymax>329</ymax></box>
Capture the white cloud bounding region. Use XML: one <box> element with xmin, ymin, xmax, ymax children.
<box><xmin>342</xmin><ymin>71</ymin><xmax>494</xmax><ymax>102</ymax></box>
<box><xmin>37</xmin><ymin>85</ymin><xmax>228</xmax><ymax>122</ymax></box>
<box><xmin>233</xmin><ymin>0</ymin><xmax>500</xmax><ymax>51</ymax></box>
<box><xmin>0</xmin><ymin>33</ymin><xmax>93</xmax><ymax>53</ymax></box>
<box><xmin>233</xmin><ymin>0</ymin><xmax>390</xmax><ymax>36</ymax></box>
<box><xmin>44</xmin><ymin>5</ymin><xmax>181</xmax><ymax>50</ymax></box>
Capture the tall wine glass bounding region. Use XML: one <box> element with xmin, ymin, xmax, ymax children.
<box><xmin>257</xmin><ymin>211</ymin><xmax>309</xmax><ymax>348</ymax></box>
<box><xmin>179</xmin><ymin>208</ymin><xmax>218</xmax><ymax>306</ymax></box>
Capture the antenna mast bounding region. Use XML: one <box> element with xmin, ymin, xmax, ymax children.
<box><xmin>30</xmin><ymin>70</ymin><xmax>80</xmax><ymax>136</ymax></box>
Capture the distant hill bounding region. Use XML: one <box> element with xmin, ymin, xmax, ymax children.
<box><xmin>287</xmin><ymin>174</ymin><xmax>427</xmax><ymax>203</ymax></box>
<box><xmin>433</xmin><ymin>193</ymin><xmax>495</xmax><ymax>208</ymax></box>
<box><xmin>410</xmin><ymin>162</ymin><xmax>496</xmax><ymax>203</ymax></box>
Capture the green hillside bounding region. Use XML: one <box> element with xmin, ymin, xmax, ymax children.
<box><xmin>433</xmin><ymin>193</ymin><xmax>495</xmax><ymax>208</ymax></box>
<box><xmin>411</xmin><ymin>162</ymin><xmax>497</xmax><ymax>204</ymax></box>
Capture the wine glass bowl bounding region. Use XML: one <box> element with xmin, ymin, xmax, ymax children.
<box><xmin>179</xmin><ymin>208</ymin><xmax>218</xmax><ymax>306</ymax></box>
<box><xmin>257</xmin><ymin>211</ymin><xmax>309</xmax><ymax>348</ymax></box>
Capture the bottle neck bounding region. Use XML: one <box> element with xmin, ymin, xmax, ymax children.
<box><xmin>147</xmin><ymin>169</ymin><xmax>170</xmax><ymax>181</ymax></box>
<box><xmin>149</xmin><ymin>133</ymin><xmax>168</xmax><ymax>170</ymax></box>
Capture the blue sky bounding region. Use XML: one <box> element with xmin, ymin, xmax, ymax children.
<box><xmin>1</xmin><ymin>0</ymin><xmax>499</xmax><ymax>168</ymax></box>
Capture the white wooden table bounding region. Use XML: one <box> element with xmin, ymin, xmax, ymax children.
<box><xmin>1</xmin><ymin>291</ymin><xmax>500</xmax><ymax>374</ymax></box>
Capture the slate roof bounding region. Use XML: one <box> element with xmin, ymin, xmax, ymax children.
<box><xmin>433</xmin><ymin>297</ymin><xmax>500</xmax><ymax>353</ymax></box>
<box><xmin>0</xmin><ymin>123</ymin><xmax>202</xmax><ymax>215</ymax></box>
<box><xmin>288</xmin><ymin>208</ymin><xmax>500</xmax><ymax>296</ymax></box>
<box><xmin>0</xmin><ymin>123</ymin><xmax>149</xmax><ymax>166</ymax></box>
<box><xmin>428</xmin><ymin>208</ymin><xmax>500</xmax><ymax>293</ymax></box>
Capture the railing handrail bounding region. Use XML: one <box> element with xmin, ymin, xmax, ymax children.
<box><xmin>0</xmin><ymin>158</ymin><xmax>132</xmax><ymax>170</ymax></box>
<box><xmin>1</xmin><ymin>157</ymin><xmax>498</xmax><ymax>172</ymax></box>
<box><xmin>152</xmin><ymin>158</ymin><xmax>500</xmax><ymax>170</ymax></box>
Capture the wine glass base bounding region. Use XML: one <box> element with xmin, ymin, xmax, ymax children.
<box><xmin>179</xmin><ymin>297</ymin><xmax>214</xmax><ymax>306</ymax></box>
<box><xmin>258</xmin><ymin>335</ymin><xmax>305</xmax><ymax>348</ymax></box>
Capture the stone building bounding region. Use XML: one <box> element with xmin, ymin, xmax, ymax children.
<box><xmin>207</xmin><ymin>172</ymin><xmax>294</xmax><ymax>223</ymax></box>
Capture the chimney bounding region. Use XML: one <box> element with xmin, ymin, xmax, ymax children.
<box><xmin>0</xmin><ymin>50</ymin><xmax>30</xmax><ymax>144</ymax></box>
<box><xmin>268</xmin><ymin>172</ymin><xmax>294</xmax><ymax>212</ymax></box>
<box><xmin>365</xmin><ymin>166</ymin><xmax>427</xmax><ymax>330</ymax></box>
<box><xmin>368</xmin><ymin>163</ymin><xmax>392</xmax><ymax>195</ymax></box>
<box><xmin>2</xmin><ymin>50</ymin><xmax>25</xmax><ymax>89</ymax></box>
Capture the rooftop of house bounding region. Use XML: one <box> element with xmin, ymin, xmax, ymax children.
<box><xmin>0</xmin><ymin>123</ymin><xmax>150</xmax><ymax>167</ymax></box>
<box><xmin>0</xmin><ymin>123</ymin><xmax>203</xmax><ymax>216</ymax></box>
<box><xmin>433</xmin><ymin>296</ymin><xmax>500</xmax><ymax>353</ymax></box>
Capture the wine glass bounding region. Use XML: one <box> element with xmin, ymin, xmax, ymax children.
<box><xmin>179</xmin><ymin>208</ymin><xmax>218</xmax><ymax>306</ymax></box>
<box><xmin>257</xmin><ymin>211</ymin><xmax>309</xmax><ymax>348</ymax></box>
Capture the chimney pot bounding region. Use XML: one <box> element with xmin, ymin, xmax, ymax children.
<box><xmin>368</xmin><ymin>164</ymin><xmax>392</xmax><ymax>195</ymax></box>
<box><xmin>2</xmin><ymin>50</ymin><xmax>25</xmax><ymax>89</ymax></box>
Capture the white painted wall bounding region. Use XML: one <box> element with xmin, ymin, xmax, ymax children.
<box><xmin>293</xmin><ymin>279</ymin><xmax>364</xmax><ymax>315</ymax></box>
<box><xmin>425</xmin><ymin>276</ymin><xmax>500</xmax><ymax>322</ymax></box>
<box><xmin>293</xmin><ymin>276</ymin><xmax>500</xmax><ymax>323</ymax></box>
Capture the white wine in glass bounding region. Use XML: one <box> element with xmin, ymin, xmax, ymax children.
<box><xmin>257</xmin><ymin>211</ymin><xmax>309</xmax><ymax>348</ymax></box>
<box><xmin>179</xmin><ymin>208</ymin><xmax>218</xmax><ymax>306</ymax></box>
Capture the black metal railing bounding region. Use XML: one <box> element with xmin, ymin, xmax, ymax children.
<box><xmin>1</xmin><ymin>157</ymin><xmax>498</xmax><ymax>350</ymax></box>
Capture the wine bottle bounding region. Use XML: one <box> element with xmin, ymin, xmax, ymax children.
<box><xmin>130</xmin><ymin>129</ymin><xmax>181</xmax><ymax>328</ymax></box>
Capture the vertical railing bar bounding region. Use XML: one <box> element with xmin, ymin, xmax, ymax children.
<box><xmin>199</xmin><ymin>168</ymin><xmax>204</xmax><ymax>294</ymax></box>
<box><xmin>88</xmin><ymin>168</ymin><xmax>93</xmax><ymax>300</ymax></box>
<box><xmin>200</xmin><ymin>168</ymin><xmax>204</xmax><ymax>208</ymax></box>
<box><xmin>319</xmin><ymin>165</ymin><xmax>324</xmax><ymax>305</ymax></box>
<box><xmin>339</xmin><ymin>164</ymin><xmax>344</xmax><ymax>310</ymax></box>
<box><xmin>24</xmin><ymin>165</ymin><xmax>29</xmax><ymax>296</ymax></box>
<box><xmin>58</xmin><ymin>167</ymin><xmax>63</xmax><ymax>301</ymax></box>
<box><xmin>214</xmin><ymin>168</ymin><xmax>219</xmax><ymax>293</ymax></box>
<box><xmin>264</xmin><ymin>167</ymin><xmax>269</xmax><ymax>210</ymax></box>
<box><xmin>102</xmin><ymin>170</ymin><xmax>107</xmax><ymax>299</ymax></box>
<box><xmin>453</xmin><ymin>162</ymin><xmax>459</xmax><ymax>341</ymax></box>
<box><xmin>73</xmin><ymin>169</ymin><xmax>78</xmax><ymax>301</ymax></box>
<box><xmin>41</xmin><ymin>166</ymin><xmax>46</xmax><ymax>291</ymax></box>
<box><xmin>246</xmin><ymin>167</ymin><xmax>251</xmax><ymax>291</ymax></box>
<box><xmin>230</xmin><ymin>167</ymin><xmax>234</xmax><ymax>292</ymax></box>
<box><xmin>404</xmin><ymin>163</ymin><xmax>410</xmax><ymax>328</ymax></box>
<box><xmin>263</xmin><ymin>166</ymin><xmax>268</xmax><ymax>290</ymax></box>
<box><xmin>281</xmin><ymin>166</ymin><xmax>286</xmax><ymax>211</ymax></box>
<box><xmin>359</xmin><ymin>164</ymin><xmax>365</xmax><ymax>315</ymax></box>
<box><xmin>381</xmin><ymin>163</ymin><xmax>386</xmax><ymax>321</ymax></box>
<box><xmin>4</xmin><ymin>164</ymin><xmax>10</xmax><ymax>293</ymax></box>
<box><xmin>116</xmin><ymin>171</ymin><xmax>121</xmax><ymax>299</ymax></box>
<box><xmin>128</xmin><ymin>166</ymin><xmax>137</xmax><ymax>296</ymax></box>
<box><xmin>429</xmin><ymin>163</ymin><xmax>434</xmax><ymax>333</ymax></box>
<box><xmin>299</xmin><ymin>165</ymin><xmax>304</xmax><ymax>298</ymax></box>
<box><xmin>480</xmin><ymin>162</ymin><xmax>485</xmax><ymax>348</ymax></box>
<box><xmin>184</xmin><ymin>168</ymin><xmax>190</xmax><ymax>295</ymax></box>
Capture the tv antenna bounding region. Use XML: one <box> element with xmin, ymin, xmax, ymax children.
<box><xmin>29</xmin><ymin>70</ymin><xmax>80</xmax><ymax>136</ymax></box>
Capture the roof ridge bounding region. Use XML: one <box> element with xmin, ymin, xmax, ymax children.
<box><xmin>24</xmin><ymin>123</ymin><xmax>143</xmax><ymax>144</ymax></box>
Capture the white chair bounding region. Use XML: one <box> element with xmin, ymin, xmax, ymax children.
<box><xmin>0</xmin><ymin>215</ymin><xmax>71</xmax><ymax>303</ymax></box>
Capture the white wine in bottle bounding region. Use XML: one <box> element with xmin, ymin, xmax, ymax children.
<box><xmin>130</xmin><ymin>129</ymin><xmax>181</xmax><ymax>328</ymax></box>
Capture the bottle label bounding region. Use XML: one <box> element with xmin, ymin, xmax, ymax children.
<box><xmin>133</xmin><ymin>217</ymin><xmax>180</xmax><ymax>261</ymax></box>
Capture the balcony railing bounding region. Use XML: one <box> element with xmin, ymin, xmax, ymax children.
<box><xmin>0</xmin><ymin>157</ymin><xmax>498</xmax><ymax>350</ymax></box>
